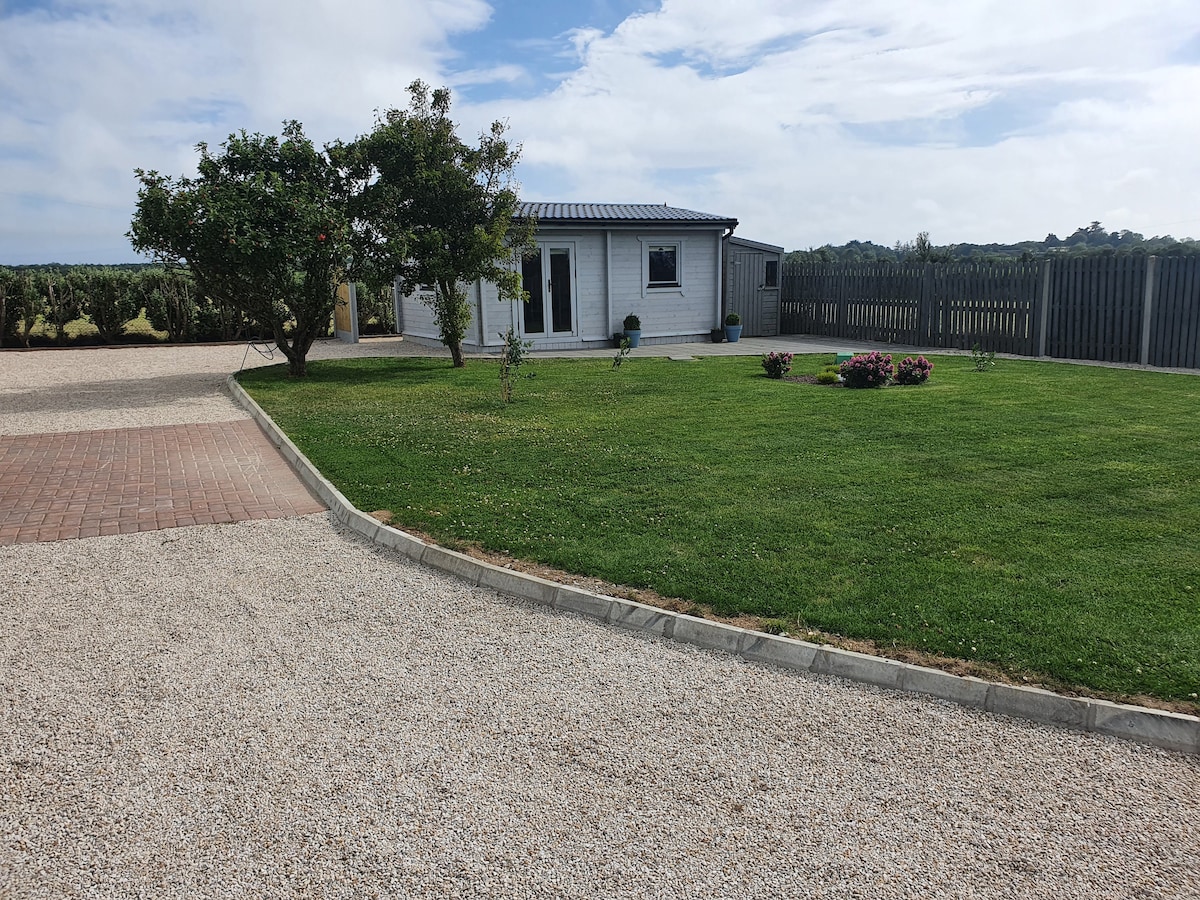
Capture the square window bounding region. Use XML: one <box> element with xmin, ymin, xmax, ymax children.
<box><xmin>648</xmin><ymin>245</ymin><xmax>679</xmax><ymax>286</ymax></box>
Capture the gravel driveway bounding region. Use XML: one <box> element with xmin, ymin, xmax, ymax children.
<box><xmin>1</xmin><ymin>340</ymin><xmax>1197</xmax><ymax>899</ymax></box>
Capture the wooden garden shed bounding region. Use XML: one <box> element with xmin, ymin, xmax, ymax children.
<box><xmin>723</xmin><ymin>235</ymin><xmax>784</xmax><ymax>337</ymax></box>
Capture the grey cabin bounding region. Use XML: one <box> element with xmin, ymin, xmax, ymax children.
<box><xmin>394</xmin><ymin>202</ymin><xmax>741</xmax><ymax>352</ymax></box>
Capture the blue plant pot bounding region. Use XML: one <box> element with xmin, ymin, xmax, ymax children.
<box><xmin>724</xmin><ymin>324</ymin><xmax>743</xmax><ymax>342</ymax></box>
<box><xmin>624</xmin><ymin>330</ymin><xmax>641</xmax><ymax>348</ymax></box>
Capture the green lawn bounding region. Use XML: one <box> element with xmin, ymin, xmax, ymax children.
<box><xmin>238</xmin><ymin>354</ymin><xmax>1200</xmax><ymax>708</ymax></box>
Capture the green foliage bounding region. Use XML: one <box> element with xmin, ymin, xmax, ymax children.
<box><xmin>79</xmin><ymin>268</ymin><xmax>141</xmax><ymax>343</ymax></box>
<box><xmin>0</xmin><ymin>267</ymin><xmax>18</xmax><ymax>347</ymax></box>
<box><xmin>762</xmin><ymin>619</ymin><xmax>789</xmax><ymax>636</ymax></box>
<box><xmin>724</xmin><ymin>312</ymin><xmax>741</xmax><ymax>326</ymax></box>
<box><xmin>337</xmin><ymin>81</ymin><xmax>535</xmax><ymax>368</ymax></box>
<box><xmin>971</xmin><ymin>344</ymin><xmax>996</xmax><ymax>372</ymax></box>
<box><xmin>612</xmin><ymin>336</ymin><xmax>631</xmax><ymax>369</ymax></box>
<box><xmin>240</xmin><ymin>355</ymin><xmax>1200</xmax><ymax>705</ymax></box>
<box><xmin>498</xmin><ymin>327</ymin><xmax>532</xmax><ymax>403</ymax></box>
<box><xmin>138</xmin><ymin>268</ymin><xmax>201</xmax><ymax>343</ymax></box>
<box><xmin>815</xmin><ymin>370</ymin><xmax>840</xmax><ymax>385</ymax></box>
<box><xmin>37</xmin><ymin>271</ymin><xmax>81</xmax><ymax>345</ymax></box>
<box><xmin>787</xmin><ymin>221</ymin><xmax>1200</xmax><ymax>264</ymax></box>
<box><xmin>895</xmin><ymin>231</ymin><xmax>954</xmax><ymax>263</ymax></box>
<box><xmin>130</xmin><ymin>121</ymin><xmax>350</xmax><ymax>376</ymax></box>
<box><xmin>623</xmin><ymin>313</ymin><xmax>641</xmax><ymax>331</ymax></box>
<box><xmin>355</xmin><ymin>281</ymin><xmax>395</xmax><ymax>334</ymax></box>
<box><xmin>8</xmin><ymin>272</ymin><xmax>45</xmax><ymax>347</ymax></box>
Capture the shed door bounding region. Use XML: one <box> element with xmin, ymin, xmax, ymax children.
<box><xmin>729</xmin><ymin>251</ymin><xmax>780</xmax><ymax>337</ymax></box>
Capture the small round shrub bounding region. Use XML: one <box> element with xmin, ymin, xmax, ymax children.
<box><xmin>761</xmin><ymin>350</ymin><xmax>793</xmax><ymax>378</ymax></box>
<box><xmin>815</xmin><ymin>370</ymin><xmax>840</xmax><ymax>385</ymax></box>
<box><xmin>839</xmin><ymin>351</ymin><xmax>893</xmax><ymax>388</ymax></box>
<box><xmin>895</xmin><ymin>355</ymin><xmax>933</xmax><ymax>385</ymax></box>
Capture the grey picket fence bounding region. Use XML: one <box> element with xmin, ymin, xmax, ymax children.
<box><xmin>780</xmin><ymin>256</ymin><xmax>1200</xmax><ymax>368</ymax></box>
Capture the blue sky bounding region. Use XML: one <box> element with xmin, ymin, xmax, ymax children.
<box><xmin>2</xmin><ymin>0</ymin><xmax>1200</xmax><ymax>263</ymax></box>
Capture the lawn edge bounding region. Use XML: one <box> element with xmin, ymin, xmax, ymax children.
<box><xmin>227</xmin><ymin>373</ymin><xmax>1200</xmax><ymax>757</ymax></box>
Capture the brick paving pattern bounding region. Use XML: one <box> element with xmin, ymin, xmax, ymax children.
<box><xmin>0</xmin><ymin>420</ymin><xmax>325</xmax><ymax>544</ymax></box>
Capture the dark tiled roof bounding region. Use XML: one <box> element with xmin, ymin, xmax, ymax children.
<box><xmin>517</xmin><ymin>202</ymin><xmax>736</xmax><ymax>226</ymax></box>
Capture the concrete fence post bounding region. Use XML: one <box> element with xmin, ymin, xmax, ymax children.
<box><xmin>1037</xmin><ymin>259</ymin><xmax>1052</xmax><ymax>358</ymax></box>
<box><xmin>1140</xmin><ymin>256</ymin><xmax>1157</xmax><ymax>366</ymax></box>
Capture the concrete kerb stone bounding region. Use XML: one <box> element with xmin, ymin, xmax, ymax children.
<box><xmin>899</xmin><ymin>665</ymin><xmax>990</xmax><ymax>709</ymax></box>
<box><xmin>340</xmin><ymin>508</ymin><xmax>383</xmax><ymax>544</ymax></box>
<box><xmin>812</xmin><ymin>645</ymin><xmax>905</xmax><ymax>689</ymax></box>
<box><xmin>553</xmin><ymin>585</ymin><xmax>615</xmax><ymax>622</ymax></box>
<box><xmin>372</xmin><ymin>524</ymin><xmax>429</xmax><ymax>563</ymax></box>
<box><xmin>1090</xmin><ymin>700</ymin><xmax>1200</xmax><ymax>756</ymax></box>
<box><xmin>478</xmin><ymin>564</ymin><xmax>558</xmax><ymax>609</ymax></box>
<box><xmin>985</xmin><ymin>682</ymin><xmax>1093</xmax><ymax>732</ymax></box>
<box><xmin>609</xmin><ymin>597</ymin><xmax>676</xmax><ymax>639</ymax></box>
<box><xmin>740</xmin><ymin>632</ymin><xmax>820</xmax><ymax>673</ymax></box>
<box><xmin>416</xmin><ymin>543</ymin><xmax>485</xmax><ymax>586</ymax></box>
<box><xmin>224</xmin><ymin>374</ymin><xmax>1200</xmax><ymax>756</ymax></box>
<box><xmin>672</xmin><ymin>616</ymin><xmax>747</xmax><ymax>656</ymax></box>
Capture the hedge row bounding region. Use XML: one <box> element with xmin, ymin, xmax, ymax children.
<box><xmin>0</xmin><ymin>266</ymin><xmax>396</xmax><ymax>348</ymax></box>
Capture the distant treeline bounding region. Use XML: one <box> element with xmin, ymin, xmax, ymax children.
<box><xmin>2</xmin><ymin>262</ymin><xmax>156</xmax><ymax>273</ymax></box>
<box><xmin>0</xmin><ymin>265</ymin><xmax>395</xmax><ymax>349</ymax></box>
<box><xmin>787</xmin><ymin>222</ymin><xmax>1200</xmax><ymax>265</ymax></box>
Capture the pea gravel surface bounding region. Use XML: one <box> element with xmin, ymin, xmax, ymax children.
<box><xmin>1</xmin><ymin>340</ymin><xmax>1198</xmax><ymax>899</ymax></box>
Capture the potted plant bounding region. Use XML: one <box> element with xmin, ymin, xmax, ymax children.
<box><xmin>723</xmin><ymin>311</ymin><xmax>743</xmax><ymax>343</ymax></box>
<box><xmin>623</xmin><ymin>313</ymin><xmax>642</xmax><ymax>348</ymax></box>
<box><xmin>709</xmin><ymin>327</ymin><xmax>724</xmax><ymax>343</ymax></box>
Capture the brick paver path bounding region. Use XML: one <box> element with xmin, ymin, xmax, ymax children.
<box><xmin>0</xmin><ymin>420</ymin><xmax>325</xmax><ymax>544</ymax></box>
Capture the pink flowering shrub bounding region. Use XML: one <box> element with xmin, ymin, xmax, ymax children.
<box><xmin>761</xmin><ymin>350</ymin><xmax>794</xmax><ymax>379</ymax></box>
<box><xmin>894</xmin><ymin>355</ymin><xmax>933</xmax><ymax>385</ymax></box>
<box><xmin>839</xmin><ymin>351</ymin><xmax>893</xmax><ymax>388</ymax></box>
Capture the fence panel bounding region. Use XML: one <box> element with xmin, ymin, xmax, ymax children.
<box><xmin>1151</xmin><ymin>257</ymin><xmax>1200</xmax><ymax>368</ymax></box>
<box><xmin>1046</xmin><ymin>256</ymin><xmax>1144</xmax><ymax>363</ymax></box>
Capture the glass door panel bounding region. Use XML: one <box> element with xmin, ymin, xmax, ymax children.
<box><xmin>549</xmin><ymin>247</ymin><xmax>572</xmax><ymax>334</ymax></box>
<box><xmin>521</xmin><ymin>252</ymin><xmax>545</xmax><ymax>335</ymax></box>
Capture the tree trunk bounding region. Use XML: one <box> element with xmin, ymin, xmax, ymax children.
<box><xmin>450</xmin><ymin>340</ymin><xmax>465</xmax><ymax>368</ymax></box>
<box><xmin>277</xmin><ymin>337</ymin><xmax>308</xmax><ymax>377</ymax></box>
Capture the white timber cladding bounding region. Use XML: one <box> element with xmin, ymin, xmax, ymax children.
<box><xmin>609</xmin><ymin>231</ymin><xmax>719</xmax><ymax>337</ymax></box>
<box><xmin>397</xmin><ymin>282</ymin><xmax>486</xmax><ymax>347</ymax></box>
<box><xmin>398</xmin><ymin>288</ymin><xmax>440</xmax><ymax>341</ymax></box>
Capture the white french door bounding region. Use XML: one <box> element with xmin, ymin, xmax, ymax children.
<box><xmin>519</xmin><ymin>243</ymin><xmax>577</xmax><ymax>339</ymax></box>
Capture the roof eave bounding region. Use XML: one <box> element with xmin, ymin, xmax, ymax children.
<box><xmin>519</xmin><ymin>217</ymin><xmax>739</xmax><ymax>229</ymax></box>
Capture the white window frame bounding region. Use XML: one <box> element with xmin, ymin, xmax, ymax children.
<box><xmin>638</xmin><ymin>236</ymin><xmax>685</xmax><ymax>298</ymax></box>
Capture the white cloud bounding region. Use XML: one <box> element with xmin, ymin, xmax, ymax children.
<box><xmin>0</xmin><ymin>0</ymin><xmax>491</xmax><ymax>262</ymax></box>
<box><xmin>472</xmin><ymin>0</ymin><xmax>1200</xmax><ymax>246</ymax></box>
<box><xmin>2</xmin><ymin>0</ymin><xmax>1199</xmax><ymax>261</ymax></box>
